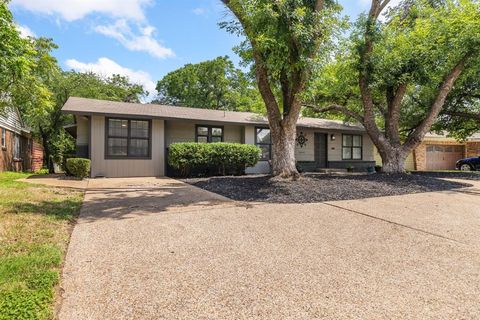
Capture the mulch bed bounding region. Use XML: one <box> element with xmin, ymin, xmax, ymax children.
<box><xmin>183</xmin><ymin>172</ymin><xmax>474</xmax><ymax>203</ymax></box>
<box><xmin>411</xmin><ymin>171</ymin><xmax>480</xmax><ymax>181</ymax></box>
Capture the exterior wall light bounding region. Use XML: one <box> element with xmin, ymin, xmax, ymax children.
<box><xmin>330</xmin><ymin>134</ymin><xmax>336</xmax><ymax>141</ymax></box>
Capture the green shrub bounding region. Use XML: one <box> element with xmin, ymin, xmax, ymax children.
<box><xmin>61</xmin><ymin>154</ymin><xmax>76</xmax><ymax>174</ymax></box>
<box><xmin>65</xmin><ymin>158</ymin><xmax>91</xmax><ymax>179</ymax></box>
<box><xmin>168</xmin><ymin>143</ymin><xmax>261</xmax><ymax>177</ymax></box>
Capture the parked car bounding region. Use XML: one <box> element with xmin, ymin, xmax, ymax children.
<box><xmin>456</xmin><ymin>156</ymin><xmax>480</xmax><ymax>171</ymax></box>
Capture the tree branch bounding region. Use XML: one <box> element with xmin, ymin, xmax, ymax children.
<box><xmin>443</xmin><ymin>111</ymin><xmax>480</xmax><ymax>121</ymax></box>
<box><xmin>385</xmin><ymin>83</ymin><xmax>407</xmax><ymax>145</ymax></box>
<box><xmin>378</xmin><ymin>0</ymin><xmax>391</xmax><ymax>18</ymax></box>
<box><xmin>221</xmin><ymin>0</ymin><xmax>282</xmax><ymax>125</ymax></box>
<box><xmin>315</xmin><ymin>0</ymin><xmax>325</xmax><ymax>12</ymax></box>
<box><xmin>303</xmin><ymin>104</ymin><xmax>365</xmax><ymax>124</ymax></box>
<box><xmin>358</xmin><ymin>0</ymin><xmax>386</xmax><ymax>145</ymax></box>
<box><xmin>403</xmin><ymin>53</ymin><xmax>472</xmax><ymax>151</ymax></box>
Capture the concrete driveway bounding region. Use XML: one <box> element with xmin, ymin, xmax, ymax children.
<box><xmin>58</xmin><ymin>177</ymin><xmax>480</xmax><ymax>320</ymax></box>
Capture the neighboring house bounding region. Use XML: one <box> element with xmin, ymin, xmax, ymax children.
<box><xmin>374</xmin><ymin>133</ymin><xmax>480</xmax><ymax>171</ymax></box>
<box><xmin>61</xmin><ymin>97</ymin><xmax>376</xmax><ymax>178</ymax></box>
<box><xmin>0</xmin><ymin>106</ymin><xmax>43</xmax><ymax>172</ymax></box>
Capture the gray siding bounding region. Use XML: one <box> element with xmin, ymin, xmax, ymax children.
<box><xmin>90</xmin><ymin>115</ymin><xmax>165</xmax><ymax>177</ymax></box>
<box><xmin>0</xmin><ymin>107</ymin><xmax>25</xmax><ymax>134</ymax></box>
<box><xmin>165</xmin><ymin>120</ymin><xmax>243</xmax><ymax>146</ymax></box>
<box><xmin>76</xmin><ymin>116</ymin><xmax>90</xmax><ymax>158</ymax></box>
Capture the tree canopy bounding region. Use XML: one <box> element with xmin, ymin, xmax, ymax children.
<box><xmin>1</xmin><ymin>2</ymin><xmax>148</xmax><ymax>171</ymax></box>
<box><xmin>221</xmin><ymin>0</ymin><xmax>344</xmax><ymax>177</ymax></box>
<box><xmin>0</xmin><ymin>1</ymin><xmax>33</xmax><ymax>95</ymax></box>
<box><xmin>155</xmin><ymin>56</ymin><xmax>263</xmax><ymax>112</ymax></box>
<box><xmin>434</xmin><ymin>58</ymin><xmax>480</xmax><ymax>140</ymax></box>
<box><xmin>306</xmin><ymin>0</ymin><xmax>480</xmax><ymax>172</ymax></box>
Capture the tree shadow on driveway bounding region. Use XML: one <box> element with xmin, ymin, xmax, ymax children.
<box><xmin>77</xmin><ymin>179</ymin><xmax>234</xmax><ymax>223</ymax></box>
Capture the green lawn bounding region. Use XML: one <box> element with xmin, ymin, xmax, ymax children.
<box><xmin>0</xmin><ymin>172</ymin><xmax>84</xmax><ymax>320</ymax></box>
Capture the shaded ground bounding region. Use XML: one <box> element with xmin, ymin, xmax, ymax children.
<box><xmin>19</xmin><ymin>174</ymin><xmax>89</xmax><ymax>190</ymax></box>
<box><xmin>411</xmin><ymin>170</ymin><xmax>480</xmax><ymax>181</ymax></box>
<box><xmin>58</xmin><ymin>177</ymin><xmax>480</xmax><ymax>319</ymax></box>
<box><xmin>183</xmin><ymin>173</ymin><xmax>472</xmax><ymax>203</ymax></box>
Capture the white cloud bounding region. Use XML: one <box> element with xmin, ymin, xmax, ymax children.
<box><xmin>193</xmin><ymin>8</ymin><xmax>207</xmax><ymax>16</ymax></box>
<box><xmin>95</xmin><ymin>20</ymin><xmax>175</xmax><ymax>59</ymax></box>
<box><xmin>65</xmin><ymin>57</ymin><xmax>156</xmax><ymax>99</ymax></box>
<box><xmin>16</xmin><ymin>24</ymin><xmax>36</xmax><ymax>38</ymax></box>
<box><xmin>11</xmin><ymin>0</ymin><xmax>152</xmax><ymax>21</ymax></box>
<box><xmin>11</xmin><ymin>0</ymin><xmax>175</xmax><ymax>60</ymax></box>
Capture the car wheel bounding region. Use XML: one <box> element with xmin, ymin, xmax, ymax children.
<box><xmin>460</xmin><ymin>164</ymin><xmax>472</xmax><ymax>171</ymax></box>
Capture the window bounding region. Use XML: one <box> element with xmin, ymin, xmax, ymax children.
<box><xmin>342</xmin><ymin>134</ymin><xmax>362</xmax><ymax>160</ymax></box>
<box><xmin>1</xmin><ymin>128</ymin><xmax>5</xmax><ymax>148</ymax></box>
<box><xmin>106</xmin><ymin>118</ymin><xmax>151</xmax><ymax>158</ymax></box>
<box><xmin>195</xmin><ymin>125</ymin><xmax>223</xmax><ymax>143</ymax></box>
<box><xmin>255</xmin><ymin>127</ymin><xmax>272</xmax><ymax>160</ymax></box>
<box><xmin>13</xmin><ymin>134</ymin><xmax>20</xmax><ymax>159</ymax></box>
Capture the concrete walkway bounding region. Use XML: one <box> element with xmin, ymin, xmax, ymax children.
<box><xmin>58</xmin><ymin>177</ymin><xmax>480</xmax><ymax>320</ymax></box>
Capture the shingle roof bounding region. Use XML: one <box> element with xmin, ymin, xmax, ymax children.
<box><xmin>62</xmin><ymin>97</ymin><xmax>365</xmax><ymax>132</ymax></box>
<box><xmin>425</xmin><ymin>132</ymin><xmax>480</xmax><ymax>141</ymax></box>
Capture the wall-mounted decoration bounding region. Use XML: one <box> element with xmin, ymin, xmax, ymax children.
<box><xmin>296</xmin><ymin>131</ymin><xmax>308</xmax><ymax>148</ymax></box>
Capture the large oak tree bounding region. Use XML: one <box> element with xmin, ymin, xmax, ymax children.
<box><xmin>221</xmin><ymin>0</ymin><xmax>343</xmax><ymax>178</ymax></box>
<box><xmin>307</xmin><ymin>0</ymin><xmax>480</xmax><ymax>172</ymax></box>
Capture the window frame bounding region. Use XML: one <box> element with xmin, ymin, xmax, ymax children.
<box><xmin>195</xmin><ymin>125</ymin><xmax>224</xmax><ymax>143</ymax></box>
<box><xmin>13</xmin><ymin>134</ymin><xmax>21</xmax><ymax>160</ymax></box>
<box><xmin>255</xmin><ymin>126</ymin><xmax>272</xmax><ymax>161</ymax></box>
<box><xmin>1</xmin><ymin>128</ymin><xmax>5</xmax><ymax>149</ymax></box>
<box><xmin>342</xmin><ymin>134</ymin><xmax>363</xmax><ymax>160</ymax></box>
<box><xmin>105</xmin><ymin>117</ymin><xmax>152</xmax><ymax>160</ymax></box>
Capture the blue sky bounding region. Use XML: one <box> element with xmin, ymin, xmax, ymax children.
<box><xmin>10</xmin><ymin>0</ymin><xmax>381</xmax><ymax>99</ymax></box>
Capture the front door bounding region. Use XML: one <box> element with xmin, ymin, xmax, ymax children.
<box><xmin>314</xmin><ymin>133</ymin><xmax>327</xmax><ymax>168</ymax></box>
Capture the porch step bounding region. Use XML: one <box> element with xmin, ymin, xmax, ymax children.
<box><xmin>315</xmin><ymin>168</ymin><xmax>348</xmax><ymax>173</ymax></box>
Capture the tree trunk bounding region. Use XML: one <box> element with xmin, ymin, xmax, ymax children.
<box><xmin>270</xmin><ymin>122</ymin><xmax>299</xmax><ymax>179</ymax></box>
<box><xmin>380</xmin><ymin>148</ymin><xmax>409</xmax><ymax>173</ymax></box>
<box><xmin>375</xmin><ymin>141</ymin><xmax>413</xmax><ymax>173</ymax></box>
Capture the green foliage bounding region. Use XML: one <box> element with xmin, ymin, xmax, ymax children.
<box><xmin>220</xmin><ymin>0</ymin><xmax>345</xmax><ymax>177</ymax></box>
<box><xmin>168</xmin><ymin>143</ymin><xmax>261</xmax><ymax>177</ymax></box>
<box><xmin>65</xmin><ymin>158</ymin><xmax>91</xmax><ymax>179</ymax></box>
<box><xmin>434</xmin><ymin>56</ymin><xmax>480</xmax><ymax>139</ymax></box>
<box><xmin>221</xmin><ymin>0</ymin><xmax>344</xmax><ymax>81</ymax></box>
<box><xmin>0</xmin><ymin>1</ymin><xmax>36</xmax><ymax>110</ymax></box>
<box><xmin>155</xmin><ymin>56</ymin><xmax>264</xmax><ymax>112</ymax></box>
<box><xmin>60</xmin><ymin>72</ymin><xmax>146</xmax><ymax>104</ymax></box>
<box><xmin>307</xmin><ymin>0</ymin><xmax>480</xmax><ymax>136</ymax></box>
<box><xmin>1</xmin><ymin>1</ymin><xmax>148</xmax><ymax>172</ymax></box>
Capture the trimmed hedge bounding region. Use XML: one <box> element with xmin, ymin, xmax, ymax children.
<box><xmin>168</xmin><ymin>143</ymin><xmax>261</xmax><ymax>177</ymax></box>
<box><xmin>66</xmin><ymin>158</ymin><xmax>91</xmax><ymax>179</ymax></box>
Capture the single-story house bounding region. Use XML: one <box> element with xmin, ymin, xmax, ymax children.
<box><xmin>0</xmin><ymin>106</ymin><xmax>43</xmax><ymax>172</ymax></box>
<box><xmin>62</xmin><ymin>97</ymin><xmax>376</xmax><ymax>178</ymax></box>
<box><xmin>374</xmin><ymin>133</ymin><xmax>480</xmax><ymax>171</ymax></box>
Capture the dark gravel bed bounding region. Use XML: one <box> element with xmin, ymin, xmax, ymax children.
<box><xmin>183</xmin><ymin>173</ymin><xmax>473</xmax><ymax>203</ymax></box>
<box><xmin>411</xmin><ymin>171</ymin><xmax>480</xmax><ymax>181</ymax></box>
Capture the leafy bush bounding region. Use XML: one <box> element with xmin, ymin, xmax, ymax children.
<box><xmin>168</xmin><ymin>143</ymin><xmax>260</xmax><ymax>177</ymax></box>
<box><xmin>65</xmin><ymin>158</ymin><xmax>91</xmax><ymax>179</ymax></box>
<box><xmin>61</xmin><ymin>154</ymin><xmax>76</xmax><ymax>174</ymax></box>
